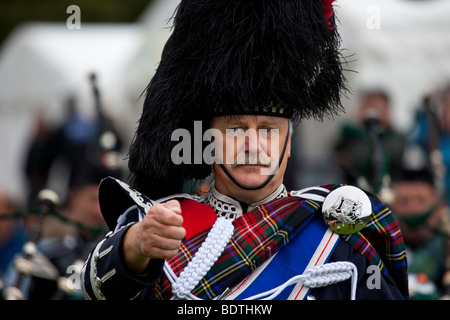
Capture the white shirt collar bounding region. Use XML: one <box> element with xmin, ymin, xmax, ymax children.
<box><xmin>205</xmin><ymin>181</ymin><xmax>288</xmax><ymax>219</ymax></box>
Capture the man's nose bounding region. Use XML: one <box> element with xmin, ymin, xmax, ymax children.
<box><xmin>244</xmin><ymin>130</ymin><xmax>259</xmax><ymax>154</ymax></box>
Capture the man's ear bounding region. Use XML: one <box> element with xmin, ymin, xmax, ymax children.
<box><xmin>286</xmin><ymin>119</ymin><xmax>293</xmax><ymax>159</ymax></box>
<box><xmin>286</xmin><ymin>134</ymin><xmax>292</xmax><ymax>158</ymax></box>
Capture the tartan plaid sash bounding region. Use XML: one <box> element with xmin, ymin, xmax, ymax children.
<box><xmin>152</xmin><ymin>184</ymin><xmax>408</xmax><ymax>300</ymax></box>
<box><xmin>230</xmin><ymin>217</ymin><xmax>337</xmax><ymax>300</ymax></box>
<box><xmin>342</xmin><ymin>190</ymin><xmax>409</xmax><ymax>298</ymax></box>
<box><xmin>155</xmin><ymin>196</ymin><xmax>316</xmax><ymax>299</ymax></box>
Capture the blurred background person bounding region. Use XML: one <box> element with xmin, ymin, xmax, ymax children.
<box><xmin>391</xmin><ymin>163</ymin><xmax>450</xmax><ymax>299</ymax></box>
<box><xmin>0</xmin><ymin>190</ymin><xmax>27</xmax><ymax>280</ymax></box>
<box><xmin>23</xmin><ymin>81</ymin><xmax>124</xmax><ymax>211</ymax></box>
<box><xmin>333</xmin><ymin>89</ymin><xmax>407</xmax><ymax>195</ymax></box>
<box><xmin>4</xmin><ymin>73</ymin><xmax>126</xmax><ymax>299</ymax></box>
<box><xmin>23</xmin><ymin>111</ymin><xmax>55</xmax><ymax>210</ymax></box>
<box><xmin>24</xmin><ymin>157</ymin><xmax>122</xmax><ymax>300</ymax></box>
<box><xmin>407</xmin><ymin>85</ymin><xmax>450</xmax><ymax>205</ymax></box>
<box><xmin>7</xmin><ymin>146</ymin><xmax>123</xmax><ymax>299</ymax></box>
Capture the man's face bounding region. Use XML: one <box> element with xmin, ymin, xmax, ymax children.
<box><xmin>210</xmin><ymin>115</ymin><xmax>291</xmax><ymax>196</ymax></box>
<box><xmin>357</xmin><ymin>93</ymin><xmax>390</xmax><ymax>129</ymax></box>
<box><xmin>391</xmin><ymin>181</ymin><xmax>437</xmax><ymax>218</ymax></box>
<box><xmin>391</xmin><ymin>181</ymin><xmax>439</xmax><ymax>247</ymax></box>
<box><xmin>69</xmin><ymin>184</ymin><xmax>104</xmax><ymax>227</ymax></box>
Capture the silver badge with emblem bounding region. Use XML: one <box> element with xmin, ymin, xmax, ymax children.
<box><xmin>322</xmin><ymin>186</ymin><xmax>372</xmax><ymax>234</ymax></box>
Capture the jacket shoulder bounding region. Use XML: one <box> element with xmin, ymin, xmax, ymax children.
<box><xmin>98</xmin><ymin>177</ymin><xmax>215</xmax><ymax>234</ymax></box>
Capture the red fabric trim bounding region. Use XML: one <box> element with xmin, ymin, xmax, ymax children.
<box><xmin>179</xmin><ymin>199</ymin><xmax>217</xmax><ymax>239</ymax></box>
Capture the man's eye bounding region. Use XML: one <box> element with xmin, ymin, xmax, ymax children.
<box><xmin>259</xmin><ymin>128</ymin><xmax>273</xmax><ymax>136</ymax></box>
<box><xmin>225</xmin><ymin>128</ymin><xmax>245</xmax><ymax>139</ymax></box>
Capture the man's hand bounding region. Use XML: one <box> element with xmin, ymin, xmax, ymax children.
<box><xmin>123</xmin><ymin>200</ymin><xmax>186</xmax><ymax>274</ymax></box>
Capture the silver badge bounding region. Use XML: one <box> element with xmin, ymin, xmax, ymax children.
<box><xmin>322</xmin><ymin>186</ymin><xmax>372</xmax><ymax>234</ymax></box>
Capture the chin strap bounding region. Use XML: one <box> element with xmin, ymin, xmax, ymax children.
<box><xmin>218</xmin><ymin>127</ymin><xmax>290</xmax><ymax>191</ymax></box>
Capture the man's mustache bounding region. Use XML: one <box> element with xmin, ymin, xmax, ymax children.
<box><xmin>231</xmin><ymin>153</ymin><xmax>272</xmax><ymax>167</ymax></box>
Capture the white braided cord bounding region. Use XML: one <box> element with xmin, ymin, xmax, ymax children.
<box><xmin>170</xmin><ymin>217</ymin><xmax>234</xmax><ymax>300</ymax></box>
<box><xmin>243</xmin><ymin>261</ymin><xmax>358</xmax><ymax>300</ymax></box>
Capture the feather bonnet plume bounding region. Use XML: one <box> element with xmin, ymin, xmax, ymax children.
<box><xmin>129</xmin><ymin>0</ymin><xmax>346</xmax><ymax>197</ymax></box>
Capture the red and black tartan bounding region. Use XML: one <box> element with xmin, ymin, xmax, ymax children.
<box><xmin>153</xmin><ymin>196</ymin><xmax>316</xmax><ymax>300</ymax></box>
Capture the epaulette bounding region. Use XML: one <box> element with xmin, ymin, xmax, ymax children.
<box><xmin>98</xmin><ymin>177</ymin><xmax>204</xmax><ymax>231</ymax></box>
<box><xmin>289</xmin><ymin>186</ymin><xmax>338</xmax><ymax>203</ymax></box>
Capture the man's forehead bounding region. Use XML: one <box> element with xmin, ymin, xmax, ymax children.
<box><xmin>394</xmin><ymin>181</ymin><xmax>436</xmax><ymax>193</ymax></box>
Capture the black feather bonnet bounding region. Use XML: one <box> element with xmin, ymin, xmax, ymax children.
<box><xmin>128</xmin><ymin>0</ymin><xmax>346</xmax><ymax>197</ymax></box>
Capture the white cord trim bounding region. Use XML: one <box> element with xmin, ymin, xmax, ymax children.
<box><xmin>164</xmin><ymin>261</ymin><xmax>201</xmax><ymax>300</ymax></box>
<box><xmin>243</xmin><ymin>261</ymin><xmax>358</xmax><ymax>300</ymax></box>
<box><xmin>170</xmin><ymin>217</ymin><xmax>234</xmax><ymax>300</ymax></box>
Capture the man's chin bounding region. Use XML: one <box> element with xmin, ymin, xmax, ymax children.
<box><xmin>228</xmin><ymin>167</ymin><xmax>270</xmax><ymax>188</ymax></box>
